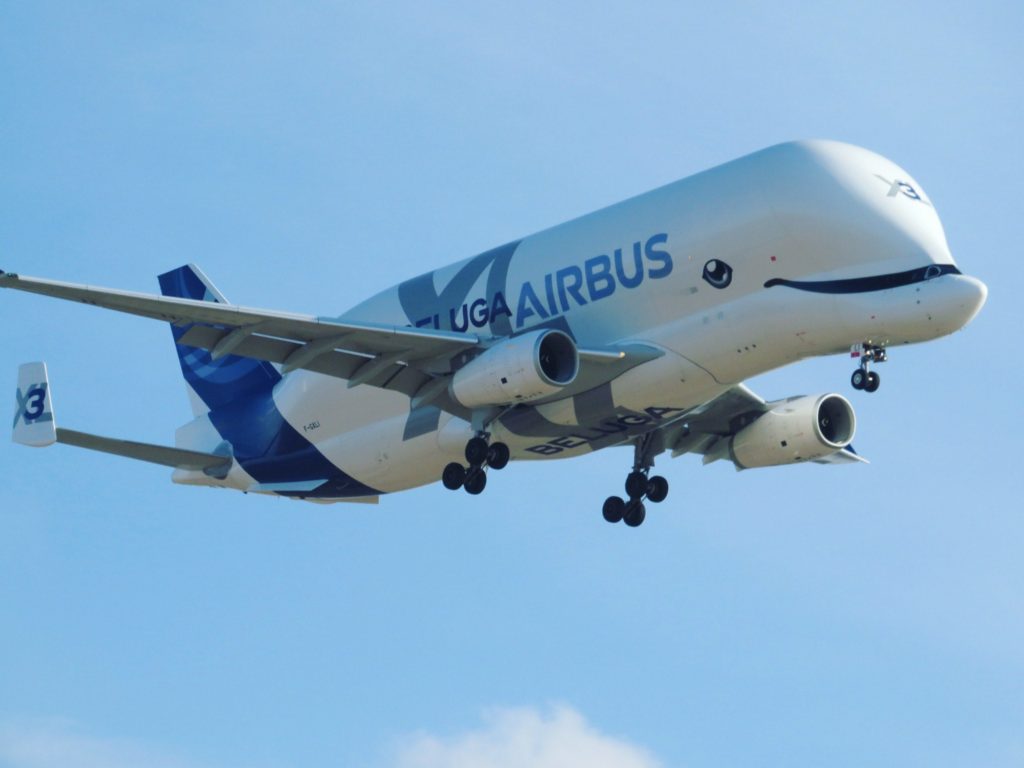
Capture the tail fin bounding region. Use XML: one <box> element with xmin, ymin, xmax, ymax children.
<box><xmin>158</xmin><ymin>264</ymin><xmax>280</xmax><ymax>415</ymax></box>
<box><xmin>13</xmin><ymin>362</ymin><xmax>57</xmax><ymax>447</ymax></box>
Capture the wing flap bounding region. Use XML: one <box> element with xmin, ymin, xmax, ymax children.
<box><xmin>176</xmin><ymin>323</ymin><xmax>437</xmax><ymax>397</ymax></box>
<box><xmin>811</xmin><ymin>446</ymin><xmax>869</xmax><ymax>465</ymax></box>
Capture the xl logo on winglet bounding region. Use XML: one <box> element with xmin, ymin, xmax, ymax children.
<box><xmin>13</xmin><ymin>383</ymin><xmax>50</xmax><ymax>427</ymax></box>
<box><xmin>874</xmin><ymin>174</ymin><xmax>931</xmax><ymax>206</ymax></box>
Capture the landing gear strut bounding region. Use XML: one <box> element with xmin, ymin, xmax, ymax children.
<box><xmin>441</xmin><ymin>433</ymin><xmax>511</xmax><ymax>495</ymax></box>
<box><xmin>851</xmin><ymin>343</ymin><xmax>886</xmax><ymax>393</ymax></box>
<box><xmin>603</xmin><ymin>435</ymin><xmax>669</xmax><ymax>527</ymax></box>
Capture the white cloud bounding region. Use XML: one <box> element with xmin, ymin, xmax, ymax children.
<box><xmin>391</xmin><ymin>705</ymin><xmax>664</xmax><ymax>768</ymax></box>
<box><xmin>0</xmin><ymin>720</ymin><xmax>202</xmax><ymax>768</ymax></box>
<box><xmin>1</xmin><ymin>706</ymin><xmax>664</xmax><ymax>768</ymax></box>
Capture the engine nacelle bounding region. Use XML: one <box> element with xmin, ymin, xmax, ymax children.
<box><xmin>450</xmin><ymin>329</ymin><xmax>579</xmax><ymax>408</ymax></box>
<box><xmin>731</xmin><ymin>394</ymin><xmax>856</xmax><ymax>469</ymax></box>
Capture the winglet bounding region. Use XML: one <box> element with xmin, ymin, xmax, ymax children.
<box><xmin>13</xmin><ymin>362</ymin><xmax>57</xmax><ymax>447</ymax></box>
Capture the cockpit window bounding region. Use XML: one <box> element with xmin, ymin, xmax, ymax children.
<box><xmin>923</xmin><ymin>265</ymin><xmax>943</xmax><ymax>280</ymax></box>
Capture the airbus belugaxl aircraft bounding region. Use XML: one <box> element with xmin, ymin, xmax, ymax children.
<box><xmin>4</xmin><ymin>140</ymin><xmax>986</xmax><ymax>526</ymax></box>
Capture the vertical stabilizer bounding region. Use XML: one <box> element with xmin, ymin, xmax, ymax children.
<box><xmin>158</xmin><ymin>264</ymin><xmax>281</xmax><ymax>416</ymax></box>
<box><xmin>13</xmin><ymin>362</ymin><xmax>56</xmax><ymax>447</ymax></box>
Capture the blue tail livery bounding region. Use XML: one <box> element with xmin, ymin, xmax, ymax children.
<box><xmin>158</xmin><ymin>264</ymin><xmax>281</xmax><ymax>414</ymax></box>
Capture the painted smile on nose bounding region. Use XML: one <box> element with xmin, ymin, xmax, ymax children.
<box><xmin>763</xmin><ymin>263</ymin><xmax>963</xmax><ymax>294</ymax></box>
<box><xmin>764</xmin><ymin>263</ymin><xmax>987</xmax><ymax>334</ymax></box>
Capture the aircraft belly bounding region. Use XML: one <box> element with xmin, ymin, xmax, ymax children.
<box><xmin>482</xmin><ymin>351</ymin><xmax>726</xmax><ymax>461</ymax></box>
<box><xmin>263</xmin><ymin>346</ymin><xmax>734</xmax><ymax>491</ymax></box>
<box><xmin>312</xmin><ymin>412</ymin><xmax>453</xmax><ymax>493</ymax></box>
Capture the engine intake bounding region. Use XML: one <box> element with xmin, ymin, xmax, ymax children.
<box><xmin>450</xmin><ymin>329</ymin><xmax>579</xmax><ymax>408</ymax></box>
<box><xmin>730</xmin><ymin>393</ymin><xmax>856</xmax><ymax>469</ymax></box>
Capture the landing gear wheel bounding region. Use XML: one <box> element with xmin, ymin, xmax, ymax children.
<box><xmin>865</xmin><ymin>371</ymin><xmax>880</xmax><ymax>392</ymax></box>
<box><xmin>486</xmin><ymin>442</ymin><xmax>510</xmax><ymax>470</ymax></box>
<box><xmin>464</xmin><ymin>468</ymin><xmax>487</xmax><ymax>495</ymax></box>
<box><xmin>442</xmin><ymin>462</ymin><xmax>466</xmax><ymax>490</ymax></box>
<box><xmin>646</xmin><ymin>475</ymin><xmax>669</xmax><ymax>503</ymax></box>
<box><xmin>851</xmin><ymin>369</ymin><xmax>867</xmax><ymax>390</ymax></box>
<box><xmin>465</xmin><ymin>437</ymin><xmax>489</xmax><ymax>466</ymax></box>
<box><xmin>625</xmin><ymin>471</ymin><xmax>649</xmax><ymax>500</ymax></box>
<box><xmin>602</xmin><ymin>496</ymin><xmax>625</xmax><ymax>523</ymax></box>
<box><xmin>623</xmin><ymin>500</ymin><xmax>647</xmax><ymax>527</ymax></box>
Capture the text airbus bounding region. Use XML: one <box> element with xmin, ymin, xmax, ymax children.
<box><xmin>414</xmin><ymin>233</ymin><xmax>673</xmax><ymax>331</ymax></box>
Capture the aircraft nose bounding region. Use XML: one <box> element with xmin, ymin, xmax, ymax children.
<box><xmin>938</xmin><ymin>273</ymin><xmax>988</xmax><ymax>330</ymax></box>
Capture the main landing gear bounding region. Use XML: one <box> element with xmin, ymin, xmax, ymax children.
<box><xmin>602</xmin><ymin>437</ymin><xmax>669</xmax><ymax>528</ymax></box>
<box><xmin>850</xmin><ymin>343</ymin><xmax>886</xmax><ymax>393</ymax></box>
<box><xmin>442</xmin><ymin>434</ymin><xmax>510</xmax><ymax>495</ymax></box>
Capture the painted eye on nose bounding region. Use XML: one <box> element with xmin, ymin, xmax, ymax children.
<box><xmin>702</xmin><ymin>259</ymin><xmax>733</xmax><ymax>289</ymax></box>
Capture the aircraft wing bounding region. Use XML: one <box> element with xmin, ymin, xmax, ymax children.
<box><xmin>0</xmin><ymin>268</ymin><xmax>475</xmax><ymax>362</ymax></box>
<box><xmin>663</xmin><ymin>384</ymin><xmax>767</xmax><ymax>460</ymax></box>
<box><xmin>0</xmin><ymin>269</ymin><xmax>655</xmax><ymax>413</ymax></box>
<box><xmin>660</xmin><ymin>384</ymin><xmax>867</xmax><ymax>465</ymax></box>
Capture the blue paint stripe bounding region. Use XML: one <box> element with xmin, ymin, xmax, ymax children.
<box><xmin>208</xmin><ymin>387</ymin><xmax>382</xmax><ymax>498</ymax></box>
<box><xmin>158</xmin><ymin>266</ymin><xmax>282</xmax><ymax>412</ymax></box>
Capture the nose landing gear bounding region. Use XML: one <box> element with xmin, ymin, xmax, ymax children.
<box><xmin>602</xmin><ymin>436</ymin><xmax>669</xmax><ymax>527</ymax></box>
<box><xmin>441</xmin><ymin>434</ymin><xmax>511</xmax><ymax>495</ymax></box>
<box><xmin>851</xmin><ymin>343</ymin><xmax>886</xmax><ymax>393</ymax></box>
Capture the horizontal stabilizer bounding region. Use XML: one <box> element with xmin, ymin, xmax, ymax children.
<box><xmin>12</xmin><ymin>360</ymin><xmax>232</xmax><ymax>476</ymax></box>
<box><xmin>56</xmin><ymin>428</ymin><xmax>232</xmax><ymax>474</ymax></box>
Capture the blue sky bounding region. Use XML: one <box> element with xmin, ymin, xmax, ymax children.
<box><xmin>1</xmin><ymin>2</ymin><xmax>1022</xmax><ymax>766</ymax></box>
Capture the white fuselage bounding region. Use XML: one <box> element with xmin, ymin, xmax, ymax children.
<box><xmin>181</xmin><ymin>140</ymin><xmax>986</xmax><ymax>497</ymax></box>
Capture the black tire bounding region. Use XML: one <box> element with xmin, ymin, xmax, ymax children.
<box><xmin>465</xmin><ymin>436</ymin><xmax>489</xmax><ymax>466</ymax></box>
<box><xmin>851</xmin><ymin>369</ymin><xmax>866</xmax><ymax>390</ymax></box>
<box><xmin>464</xmin><ymin>468</ymin><xmax>487</xmax><ymax>495</ymax></box>
<box><xmin>442</xmin><ymin>462</ymin><xmax>466</xmax><ymax>490</ymax></box>
<box><xmin>625</xmin><ymin>471</ymin><xmax>649</xmax><ymax>499</ymax></box>
<box><xmin>602</xmin><ymin>496</ymin><xmax>625</xmax><ymax>523</ymax></box>
<box><xmin>487</xmin><ymin>442</ymin><xmax>510</xmax><ymax>470</ymax></box>
<box><xmin>623</xmin><ymin>500</ymin><xmax>647</xmax><ymax>527</ymax></box>
<box><xmin>865</xmin><ymin>371</ymin><xmax>880</xmax><ymax>392</ymax></box>
<box><xmin>646</xmin><ymin>475</ymin><xmax>669</xmax><ymax>503</ymax></box>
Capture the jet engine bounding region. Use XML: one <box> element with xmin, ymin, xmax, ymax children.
<box><xmin>450</xmin><ymin>329</ymin><xmax>579</xmax><ymax>408</ymax></box>
<box><xmin>730</xmin><ymin>394</ymin><xmax>856</xmax><ymax>468</ymax></box>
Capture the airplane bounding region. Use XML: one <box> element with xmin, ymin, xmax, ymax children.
<box><xmin>3</xmin><ymin>140</ymin><xmax>987</xmax><ymax>527</ymax></box>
